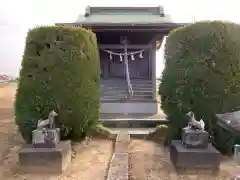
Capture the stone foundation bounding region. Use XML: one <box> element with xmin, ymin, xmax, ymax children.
<box><xmin>170</xmin><ymin>140</ymin><xmax>220</xmax><ymax>171</ymax></box>
<box><xmin>19</xmin><ymin>140</ymin><xmax>71</xmax><ymax>173</ymax></box>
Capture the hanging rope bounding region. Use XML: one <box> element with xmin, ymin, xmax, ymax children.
<box><xmin>103</xmin><ymin>49</ymin><xmax>144</xmax><ymax>56</ymax></box>
<box><xmin>103</xmin><ymin>49</ymin><xmax>144</xmax><ymax>61</ymax></box>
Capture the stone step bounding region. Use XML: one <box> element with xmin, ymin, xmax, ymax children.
<box><xmin>132</xmin><ymin>91</ymin><xmax>152</xmax><ymax>95</ymax></box>
<box><xmin>101</xmin><ymin>96</ymin><xmax>126</xmax><ymax>100</ymax></box>
<box><xmin>101</xmin><ymin>91</ymin><xmax>152</xmax><ymax>96</ymax></box>
<box><xmin>101</xmin><ymin>91</ymin><xmax>127</xmax><ymax>96</ymax></box>
<box><xmin>101</xmin><ymin>96</ymin><xmax>127</xmax><ymax>100</ymax></box>
<box><xmin>102</xmin><ymin>87</ymin><xmax>152</xmax><ymax>90</ymax></box>
<box><xmin>101</xmin><ymin>81</ymin><xmax>152</xmax><ymax>86</ymax></box>
<box><xmin>101</xmin><ymin>91</ymin><xmax>124</xmax><ymax>95</ymax></box>
<box><xmin>102</xmin><ymin>79</ymin><xmax>152</xmax><ymax>82</ymax></box>
<box><xmin>101</xmin><ymin>120</ymin><xmax>167</xmax><ymax>128</ymax></box>
<box><xmin>131</xmin><ymin>79</ymin><xmax>152</xmax><ymax>82</ymax></box>
<box><xmin>101</xmin><ymin>93</ymin><xmax>126</xmax><ymax>97</ymax></box>
<box><xmin>101</xmin><ymin>95</ymin><xmax>153</xmax><ymax>101</ymax></box>
<box><xmin>131</xmin><ymin>84</ymin><xmax>153</xmax><ymax>88</ymax></box>
<box><xmin>130</xmin><ymin>95</ymin><xmax>153</xmax><ymax>99</ymax></box>
<box><xmin>101</xmin><ymin>91</ymin><xmax>126</xmax><ymax>95</ymax></box>
<box><xmin>100</xmin><ymin>98</ymin><xmax>157</xmax><ymax>103</ymax></box>
<box><xmin>108</xmin><ymin>128</ymin><xmax>156</xmax><ymax>136</ymax></box>
<box><xmin>100</xmin><ymin>115</ymin><xmax>168</xmax><ymax>128</ymax></box>
<box><xmin>100</xmin><ymin>95</ymin><xmax>126</xmax><ymax>98</ymax></box>
<box><xmin>100</xmin><ymin>85</ymin><xmax>126</xmax><ymax>89</ymax></box>
<box><xmin>100</xmin><ymin>113</ymin><xmax>166</xmax><ymax>119</ymax></box>
<box><xmin>131</xmin><ymin>84</ymin><xmax>153</xmax><ymax>87</ymax></box>
<box><xmin>100</xmin><ymin>80</ymin><xmax>125</xmax><ymax>84</ymax></box>
<box><xmin>100</xmin><ymin>97</ymin><xmax>127</xmax><ymax>101</ymax></box>
<box><xmin>101</xmin><ymin>90</ymin><xmax>152</xmax><ymax>95</ymax></box>
<box><xmin>101</xmin><ymin>85</ymin><xmax>152</xmax><ymax>89</ymax></box>
<box><xmin>131</xmin><ymin>81</ymin><xmax>152</xmax><ymax>85</ymax></box>
<box><xmin>101</xmin><ymin>91</ymin><xmax>152</xmax><ymax>98</ymax></box>
<box><xmin>100</xmin><ymin>77</ymin><xmax>155</xmax><ymax>101</ymax></box>
<box><xmin>101</xmin><ymin>89</ymin><xmax>127</xmax><ymax>93</ymax></box>
<box><xmin>101</xmin><ymin>87</ymin><xmax>152</xmax><ymax>91</ymax></box>
<box><xmin>132</xmin><ymin>88</ymin><xmax>153</xmax><ymax>92</ymax></box>
<box><xmin>101</xmin><ymin>91</ymin><xmax>152</xmax><ymax>94</ymax></box>
<box><xmin>101</xmin><ymin>91</ymin><xmax>152</xmax><ymax>95</ymax></box>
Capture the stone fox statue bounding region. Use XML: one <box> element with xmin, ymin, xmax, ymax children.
<box><xmin>37</xmin><ymin>110</ymin><xmax>58</xmax><ymax>129</ymax></box>
<box><xmin>186</xmin><ymin>111</ymin><xmax>205</xmax><ymax>131</ymax></box>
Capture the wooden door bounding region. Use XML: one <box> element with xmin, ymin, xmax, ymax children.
<box><xmin>137</xmin><ymin>58</ymin><xmax>149</xmax><ymax>78</ymax></box>
<box><xmin>110</xmin><ymin>61</ymin><xmax>125</xmax><ymax>78</ymax></box>
<box><xmin>128</xmin><ymin>58</ymin><xmax>149</xmax><ymax>79</ymax></box>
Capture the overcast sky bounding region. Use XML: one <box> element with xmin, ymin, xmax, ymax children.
<box><xmin>0</xmin><ymin>0</ymin><xmax>239</xmax><ymax>77</ymax></box>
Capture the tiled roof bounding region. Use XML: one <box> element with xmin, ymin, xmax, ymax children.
<box><xmin>75</xmin><ymin>6</ymin><xmax>173</xmax><ymax>25</ymax></box>
<box><xmin>75</xmin><ymin>13</ymin><xmax>173</xmax><ymax>25</ymax></box>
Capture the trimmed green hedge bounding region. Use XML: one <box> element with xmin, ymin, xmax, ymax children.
<box><xmin>159</xmin><ymin>21</ymin><xmax>240</xmax><ymax>153</ymax></box>
<box><xmin>15</xmin><ymin>26</ymin><xmax>100</xmax><ymax>142</ymax></box>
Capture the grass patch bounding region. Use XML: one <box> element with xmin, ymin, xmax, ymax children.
<box><xmin>88</xmin><ymin>124</ymin><xmax>115</xmax><ymax>139</ymax></box>
<box><xmin>147</xmin><ymin>124</ymin><xmax>169</xmax><ymax>143</ymax></box>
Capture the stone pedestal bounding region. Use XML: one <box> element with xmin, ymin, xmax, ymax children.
<box><xmin>32</xmin><ymin>128</ymin><xmax>60</xmax><ymax>148</ymax></box>
<box><xmin>19</xmin><ymin>140</ymin><xmax>71</xmax><ymax>173</ymax></box>
<box><xmin>181</xmin><ymin>129</ymin><xmax>209</xmax><ymax>149</ymax></box>
<box><xmin>170</xmin><ymin>140</ymin><xmax>220</xmax><ymax>171</ymax></box>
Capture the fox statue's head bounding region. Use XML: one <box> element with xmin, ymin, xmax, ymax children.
<box><xmin>186</xmin><ymin>111</ymin><xmax>195</xmax><ymax>120</ymax></box>
<box><xmin>49</xmin><ymin>110</ymin><xmax>57</xmax><ymax>117</ymax></box>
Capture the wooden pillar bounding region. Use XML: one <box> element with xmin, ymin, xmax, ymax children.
<box><xmin>148</xmin><ymin>35</ymin><xmax>166</xmax><ymax>100</ymax></box>
<box><xmin>151</xmin><ymin>45</ymin><xmax>157</xmax><ymax>100</ymax></box>
<box><xmin>123</xmin><ymin>38</ymin><xmax>129</xmax><ymax>79</ymax></box>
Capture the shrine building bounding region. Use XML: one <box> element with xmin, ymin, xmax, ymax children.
<box><xmin>56</xmin><ymin>6</ymin><xmax>186</xmax><ymax>114</ymax></box>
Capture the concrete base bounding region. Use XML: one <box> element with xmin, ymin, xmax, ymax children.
<box><xmin>19</xmin><ymin>140</ymin><xmax>71</xmax><ymax>173</ymax></box>
<box><xmin>170</xmin><ymin>140</ymin><xmax>221</xmax><ymax>171</ymax></box>
<box><xmin>100</xmin><ymin>102</ymin><xmax>158</xmax><ymax>114</ymax></box>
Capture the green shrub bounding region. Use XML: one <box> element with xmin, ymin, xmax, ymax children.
<box><xmin>159</xmin><ymin>21</ymin><xmax>240</xmax><ymax>153</ymax></box>
<box><xmin>157</xmin><ymin>124</ymin><xmax>168</xmax><ymax>129</ymax></box>
<box><xmin>15</xmin><ymin>26</ymin><xmax>100</xmax><ymax>143</ymax></box>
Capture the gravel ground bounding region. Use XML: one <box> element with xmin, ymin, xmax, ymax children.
<box><xmin>0</xmin><ymin>83</ymin><xmax>114</xmax><ymax>180</ymax></box>
<box><xmin>1</xmin><ymin>138</ymin><xmax>113</xmax><ymax>180</ymax></box>
<box><xmin>129</xmin><ymin>139</ymin><xmax>240</xmax><ymax>180</ymax></box>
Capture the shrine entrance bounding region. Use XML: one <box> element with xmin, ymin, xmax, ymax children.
<box><xmin>98</xmin><ymin>33</ymin><xmax>153</xmax><ymax>80</ymax></box>
<box><xmin>101</xmin><ymin>48</ymin><xmax>150</xmax><ymax>79</ymax></box>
